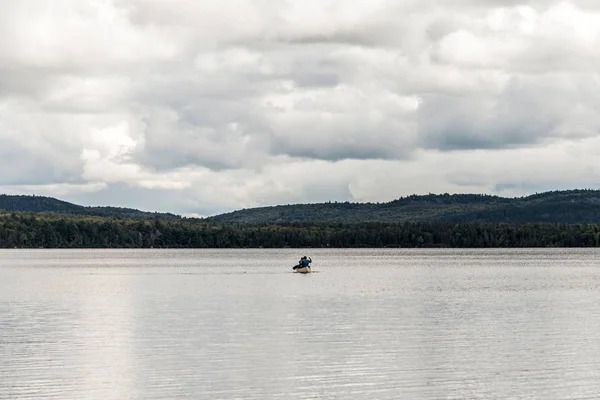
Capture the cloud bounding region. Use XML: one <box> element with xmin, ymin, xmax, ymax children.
<box><xmin>2</xmin><ymin>0</ymin><xmax>600</xmax><ymax>215</ymax></box>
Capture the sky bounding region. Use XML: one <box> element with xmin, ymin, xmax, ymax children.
<box><xmin>2</xmin><ymin>0</ymin><xmax>600</xmax><ymax>216</ymax></box>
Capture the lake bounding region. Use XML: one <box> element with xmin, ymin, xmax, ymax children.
<box><xmin>1</xmin><ymin>248</ymin><xmax>600</xmax><ymax>399</ymax></box>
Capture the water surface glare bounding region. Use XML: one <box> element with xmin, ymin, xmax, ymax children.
<box><xmin>1</xmin><ymin>248</ymin><xmax>600</xmax><ymax>399</ymax></box>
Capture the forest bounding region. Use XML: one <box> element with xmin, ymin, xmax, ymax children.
<box><xmin>6</xmin><ymin>189</ymin><xmax>600</xmax><ymax>225</ymax></box>
<box><xmin>206</xmin><ymin>189</ymin><xmax>600</xmax><ymax>224</ymax></box>
<box><xmin>0</xmin><ymin>194</ymin><xmax>180</xmax><ymax>220</ymax></box>
<box><xmin>1</xmin><ymin>212</ymin><xmax>600</xmax><ymax>248</ymax></box>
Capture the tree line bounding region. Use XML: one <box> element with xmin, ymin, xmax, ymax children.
<box><xmin>206</xmin><ymin>189</ymin><xmax>600</xmax><ymax>224</ymax></box>
<box><xmin>1</xmin><ymin>212</ymin><xmax>600</xmax><ymax>248</ymax></box>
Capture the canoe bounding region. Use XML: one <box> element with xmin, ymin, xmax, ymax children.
<box><xmin>294</xmin><ymin>266</ymin><xmax>311</xmax><ymax>274</ymax></box>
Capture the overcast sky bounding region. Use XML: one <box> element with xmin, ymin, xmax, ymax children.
<box><xmin>2</xmin><ymin>0</ymin><xmax>600</xmax><ymax>216</ymax></box>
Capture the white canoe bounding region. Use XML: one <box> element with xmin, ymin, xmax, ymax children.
<box><xmin>294</xmin><ymin>266</ymin><xmax>311</xmax><ymax>274</ymax></box>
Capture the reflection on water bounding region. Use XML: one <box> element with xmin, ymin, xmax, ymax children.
<box><xmin>1</xmin><ymin>248</ymin><xmax>600</xmax><ymax>399</ymax></box>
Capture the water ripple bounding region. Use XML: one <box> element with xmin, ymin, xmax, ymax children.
<box><xmin>1</xmin><ymin>248</ymin><xmax>600</xmax><ymax>399</ymax></box>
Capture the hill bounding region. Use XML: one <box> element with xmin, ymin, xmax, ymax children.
<box><xmin>206</xmin><ymin>189</ymin><xmax>600</xmax><ymax>224</ymax></box>
<box><xmin>0</xmin><ymin>194</ymin><xmax>181</xmax><ymax>220</ymax></box>
<box><xmin>4</xmin><ymin>189</ymin><xmax>600</xmax><ymax>225</ymax></box>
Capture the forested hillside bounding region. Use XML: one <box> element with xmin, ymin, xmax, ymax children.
<box><xmin>5</xmin><ymin>190</ymin><xmax>600</xmax><ymax>225</ymax></box>
<box><xmin>2</xmin><ymin>190</ymin><xmax>600</xmax><ymax>248</ymax></box>
<box><xmin>0</xmin><ymin>195</ymin><xmax>180</xmax><ymax>220</ymax></box>
<box><xmin>207</xmin><ymin>190</ymin><xmax>600</xmax><ymax>224</ymax></box>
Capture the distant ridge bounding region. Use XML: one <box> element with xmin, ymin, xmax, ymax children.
<box><xmin>0</xmin><ymin>194</ymin><xmax>181</xmax><ymax>220</ymax></box>
<box><xmin>4</xmin><ymin>189</ymin><xmax>600</xmax><ymax>249</ymax></box>
<box><xmin>4</xmin><ymin>189</ymin><xmax>600</xmax><ymax>225</ymax></box>
<box><xmin>205</xmin><ymin>189</ymin><xmax>600</xmax><ymax>224</ymax></box>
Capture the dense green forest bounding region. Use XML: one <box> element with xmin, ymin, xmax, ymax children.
<box><xmin>1</xmin><ymin>212</ymin><xmax>600</xmax><ymax>248</ymax></box>
<box><xmin>0</xmin><ymin>194</ymin><xmax>180</xmax><ymax>220</ymax></box>
<box><xmin>4</xmin><ymin>189</ymin><xmax>600</xmax><ymax>225</ymax></box>
<box><xmin>207</xmin><ymin>189</ymin><xmax>600</xmax><ymax>224</ymax></box>
<box><xmin>3</xmin><ymin>190</ymin><xmax>600</xmax><ymax>248</ymax></box>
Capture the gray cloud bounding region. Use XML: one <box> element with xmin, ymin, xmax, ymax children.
<box><xmin>66</xmin><ymin>182</ymin><xmax>195</xmax><ymax>214</ymax></box>
<box><xmin>418</xmin><ymin>73</ymin><xmax>600</xmax><ymax>151</ymax></box>
<box><xmin>0</xmin><ymin>143</ymin><xmax>79</xmax><ymax>185</ymax></box>
<box><xmin>2</xmin><ymin>0</ymin><xmax>600</xmax><ymax>214</ymax></box>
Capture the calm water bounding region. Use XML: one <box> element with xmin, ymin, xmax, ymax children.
<box><xmin>1</xmin><ymin>248</ymin><xmax>600</xmax><ymax>399</ymax></box>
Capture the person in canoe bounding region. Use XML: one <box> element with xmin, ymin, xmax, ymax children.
<box><xmin>293</xmin><ymin>256</ymin><xmax>312</xmax><ymax>272</ymax></box>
